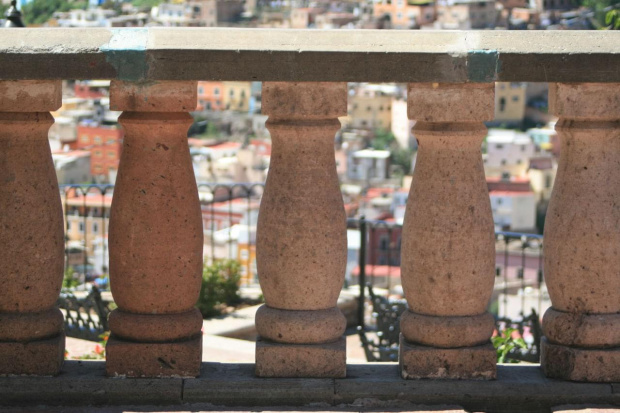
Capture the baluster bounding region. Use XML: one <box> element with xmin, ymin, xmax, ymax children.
<box><xmin>400</xmin><ymin>83</ymin><xmax>496</xmax><ymax>380</ymax></box>
<box><xmin>106</xmin><ymin>81</ymin><xmax>203</xmax><ymax>378</ymax></box>
<box><xmin>541</xmin><ymin>83</ymin><xmax>620</xmax><ymax>382</ymax></box>
<box><xmin>0</xmin><ymin>80</ymin><xmax>65</xmax><ymax>375</ymax></box>
<box><xmin>255</xmin><ymin>82</ymin><xmax>347</xmax><ymax>378</ymax></box>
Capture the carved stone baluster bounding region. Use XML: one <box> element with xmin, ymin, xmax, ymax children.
<box><xmin>255</xmin><ymin>82</ymin><xmax>347</xmax><ymax>378</ymax></box>
<box><xmin>400</xmin><ymin>83</ymin><xmax>496</xmax><ymax>380</ymax></box>
<box><xmin>106</xmin><ymin>81</ymin><xmax>203</xmax><ymax>378</ymax></box>
<box><xmin>541</xmin><ymin>83</ymin><xmax>620</xmax><ymax>382</ymax></box>
<box><xmin>0</xmin><ymin>80</ymin><xmax>65</xmax><ymax>375</ymax></box>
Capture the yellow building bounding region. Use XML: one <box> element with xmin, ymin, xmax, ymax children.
<box><xmin>222</xmin><ymin>81</ymin><xmax>252</xmax><ymax>112</ymax></box>
<box><xmin>237</xmin><ymin>242</ymin><xmax>256</xmax><ymax>286</ymax></box>
<box><xmin>349</xmin><ymin>86</ymin><xmax>394</xmax><ymax>131</ymax></box>
<box><xmin>494</xmin><ymin>82</ymin><xmax>527</xmax><ymax>126</ymax></box>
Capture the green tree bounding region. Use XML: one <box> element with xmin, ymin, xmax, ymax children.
<box><xmin>131</xmin><ymin>0</ymin><xmax>164</xmax><ymax>8</ymax></box>
<box><xmin>196</xmin><ymin>260</ymin><xmax>242</xmax><ymax>318</ymax></box>
<box><xmin>21</xmin><ymin>0</ymin><xmax>87</xmax><ymax>26</ymax></box>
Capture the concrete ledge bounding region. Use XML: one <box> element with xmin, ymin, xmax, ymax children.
<box><xmin>0</xmin><ymin>361</ymin><xmax>618</xmax><ymax>412</ymax></box>
<box><xmin>0</xmin><ymin>29</ymin><xmax>618</xmax><ymax>83</ymax></box>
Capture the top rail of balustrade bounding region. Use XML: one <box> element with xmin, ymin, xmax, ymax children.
<box><xmin>0</xmin><ymin>28</ymin><xmax>618</xmax><ymax>83</ymax></box>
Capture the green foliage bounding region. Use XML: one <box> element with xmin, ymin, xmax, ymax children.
<box><xmin>62</xmin><ymin>267</ymin><xmax>80</xmax><ymax>290</ymax></box>
<box><xmin>131</xmin><ymin>0</ymin><xmax>163</xmax><ymax>8</ymax></box>
<box><xmin>492</xmin><ymin>328</ymin><xmax>527</xmax><ymax>364</ymax></box>
<box><xmin>605</xmin><ymin>9</ymin><xmax>620</xmax><ymax>28</ymax></box>
<box><xmin>196</xmin><ymin>260</ymin><xmax>242</xmax><ymax>318</ymax></box>
<box><xmin>371</xmin><ymin>129</ymin><xmax>396</xmax><ymax>150</ymax></box>
<box><xmin>21</xmin><ymin>0</ymin><xmax>87</xmax><ymax>25</ymax></box>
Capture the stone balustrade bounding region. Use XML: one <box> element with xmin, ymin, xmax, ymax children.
<box><xmin>0</xmin><ymin>28</ymin><xmax>619</xmax><ymax>409</ymax></box>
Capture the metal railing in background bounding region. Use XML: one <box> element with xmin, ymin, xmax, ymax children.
<box><xmin>349</xmin><ymin>217</ymin><xmax>547</xmax><ymax>362</ymax></box>
<box><xmin>59</xmin><ymin>183</ymin><xmax>265</xmax><ymax>288</ymax></box>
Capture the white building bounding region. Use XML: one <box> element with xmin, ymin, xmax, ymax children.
<box><xmin>489</xmin><ymin>190</ymin><xmax>537</xmax><ymax>232</ymax></box>
<box><xmin>390</xmin><ymin>98</ymin><xmax>415</xmax><ymax>150</ymax></box>
<box><xmin>484</xmin><ymin>129</ymin><xmax>537</xmax><ymax>178</ymax></box>
<box><xmin>347</xmin><ymin>149</ymin><xmax>390</xmax><ymax>182</ymax></box>
<box><xmin>52</xmin><ymin>150</ymin><xmax>91</xmax><ymax>185</ymax></box>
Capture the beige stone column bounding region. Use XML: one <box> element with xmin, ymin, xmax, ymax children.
<box><xmin>400</xmin><ymin>83</ymin><xmax>496</xmax><ymax>380</ymax></box>
<box><xmin>255</xmin><ymin>82</ymin><xmax>347</xmax><ymax>378</ymax></box>
<box><xmin>106</xmin><ymin>81</ymin><xmax>203</xmax><ymax>378</ymax></box>
<box><xmin>0</xmin><ymin>80</ymin><xmax>65</xmax><ymax>375</ymax></box>
<box><xmin>541</xmin><ymin>83</ymin><xmax>620</xmax><ymax>382</ymax></box>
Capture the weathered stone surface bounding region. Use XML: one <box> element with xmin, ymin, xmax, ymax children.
<box><xmin>262</xmin><ymin>82</ymin><xmax>347</xmax><ymax>120</ymax></box>
<box><xmin>402</xmin><ymin>84</ymin><xmax>495</xmax><ymax>318</ymax></box>
<box><xmin>255</xmin><ymin>337</ymin><xmax>346</xmax><ymax>378</ymax></box>
<box><xmin>108</xmin><ymin>308</ymin><xmax>203</xmax><ymax>342</ymax></box>
<box><xmin>543</xmin><ymin>308</ymin><xmax>620</xmax><ymax>348</ymax></box>
<box><xmin>0</xmin><ymin>360</ymin><xmax>183</xmax><ymax>405</ymax></box>
<box><xmin>255</xmin><ymin>305</ymin><xmax>346</xmax><ymax>344</ymax></box>
<box><xmin>0</xmin><ymin>334</ymin><xmax>65</xmax><ymax>376</ymax></box>
<box><xmin>399</xmin><ymin>335</ymin><xmax>496</xmax><ymax>380</ymax></box>
<box><xmin>107</xmin><ymin>81</ymin><xmax>202</xmax><ymax>377</ymax></box>
<box><xmin>255</xmin><ymin>82</ymin><xmax>347</xmax><ymax>378</ymax></box>
<box><xmin>0</xmin><ymin>80</ymin><xmax>65</xmax><ymax>376</ymax></box>
<box><xmin>105</xmin><ymin>334</ymin><xmax>202</xmax><ymax>378</ymax></box>
<box><xmin>109</xmin><ymin>112</ymin><xmax>203</xmax><ymax>315</ymax></box>
<box><xmin>400</xmin><ymin>83</ymin><xmax>495</xmax><ymax>381</ymax></box>
<box><xmin>0</xmin><ymin>308</ymin><xmax>63</xmax><ymax>341</ymax></box>
<box><xmin>407</xmin><ymin>83</ymin><xmax>494</xmax><ymax>122</ymax></box>
<box><xmin>184</xmin><ymin>362</ymin><xmax>335</xmax><ymax>405</ymax></box>
<box><xmin>0</xmin><ymin>362</ymin><xmax>618</xmax><ymax>410</ymax></box>
<box><xmin>1</xmin><ymin>29</ymin><xmax>620</xmax><ymax>82</ymax></box>
<box><xmin>0</xmin><ymin>80</ymin><xmax>61</xmax><ymax>112</ymax></box>
<box><xmin>542</xmin><ymin>83</ymin><xmax>620</xmax><ymax>383</ymax></box>
<box><xmin>549</xmin><ymin>83</ymin><xmax>620</xmax><ymax>120</ymax></box>
<box><xmin>541</xmin><ymin>338</ymin><xmax>620</xmax><ymax>383</ymax></box>
<box><xmin>400</xmin><ymin>310</ymin><xmax>495</xmax><ymax>348</ymax></box>
<box><xmin>110</xmin><ymin>80</ymin><xmax>197</xmax><ymax>112</ymax></box>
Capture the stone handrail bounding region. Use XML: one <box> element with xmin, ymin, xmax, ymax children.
<box><xmin>0</xmin><ymin>28</ymin><xmax>619</xmax><ymax>82</ymax></box>
<box><xmin>0</xmin><ymin>28</ymin><xmax>619</xmax><ymax>407</ymax></box>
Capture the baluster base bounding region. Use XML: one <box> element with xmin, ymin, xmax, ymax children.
<box><xmin>541</xmin><ymin>338</ymin><xmax>620</xmax><ymax>382</ymax></box>
<box><xmin>399</xmin><ymin>334</ymin><xmax>496</xmax><ymax>380</ymax></box>
<box><xmin>0</xmin><ymin>333</ymin><xmax>65</xmax><ymax>376</ymax></box>
<box><xmin>255</xmin><ymin>336</ymin><xmax>346</xmax><ymax>378</ymax></box>
<box><xmin>105</xmin><ymin>334</ymin><xmax>202</xmax><ymax>378</ymax></box>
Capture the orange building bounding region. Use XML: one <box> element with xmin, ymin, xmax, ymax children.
<box><xmin>75</xmin><ymin>124</ymin><xmax>124</xmax><ymax>178</ymax></box>
<box><xmin>374</xmin><ymin>0</ymin><xmax>435</xmax><ymax>29</ymax></box>
<box><xmin>197</xmin><ymin>81</ymin><xmax>225</xmax><ymax>111</ymax></box>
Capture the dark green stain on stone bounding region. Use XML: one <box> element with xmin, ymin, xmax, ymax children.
<box><xmin>467</xmin><ymin>50</ymin><xmax>499</xmax><ymax>83</ymax></box>
<box><xmin>100</xmin><ymin>29</ymin><xmax>149</xmax><ymax>82</ymax></box>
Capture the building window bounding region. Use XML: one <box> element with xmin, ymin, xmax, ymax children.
<box><xmin>94</xmin><ymin>150</ymin><xmax>102</xmax><ymax>157</ymax></box>
<box><xmin>81</xmin><ymin>135</ymin><xmax>90</xmax><ymax>143</ymax></box>
<box><xmin>93</xmin><ymin>136</ymin><xmax>102</xmax><ymax>145</ymax></box>
<box><xmin>512</xmin><ymin>95</ymin><xmax>519</xmax><ymax>102</ymax></box>
<box><xmin>108</xmin><ymin>151</ymin><xmax>115</xmax><ymax>159</ymax></box>
<box><xmin>67</xmin><ymin>221</ymin><xmax>72</xmax><ymax>231</ymax></box>
<box><xmin>79</xmin><ymin>222</ymin><xmax>84</xmax><ymax>233</ymax></box>
<box><xmin>499</xmin><ymin>97</ymin><xmax>506</xmax><ymax>112</ymax></box>
<box><xmin>92</xmin><ymin>222</ymin><xmax>99</xmax><ymax>233</ymax></box>
<box><xmin>229</xmin><ymin>90</ymin><xmax>234</xmax><ymax>97</ymax></box>
<box><xmin>496</xmin><ymin>144</ymin><xmax>504</xmax><ymax>149</ymax></box>
<box><xmin>521</xmin><ymin>145</ymin><xmax>526</xmax><ymax>152</ymax></box>
<box><xmin>214</xmin><ymin>88</ymin><xmax>220</xmax><ymax>96</ymax></box>
<box><xmin>198</xmin><ymin>87</ymin><xmax>204</xmax><ymax>95</ymax></box>
<box><xmin>240</xmin><ymin>250</ymin><xmax>249</xmax><ymax>260</ymax></box>
<box><xmin>501</xmin><ymin>159</ymin><xmax>507</xmax><ymax>165</ymax></box>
